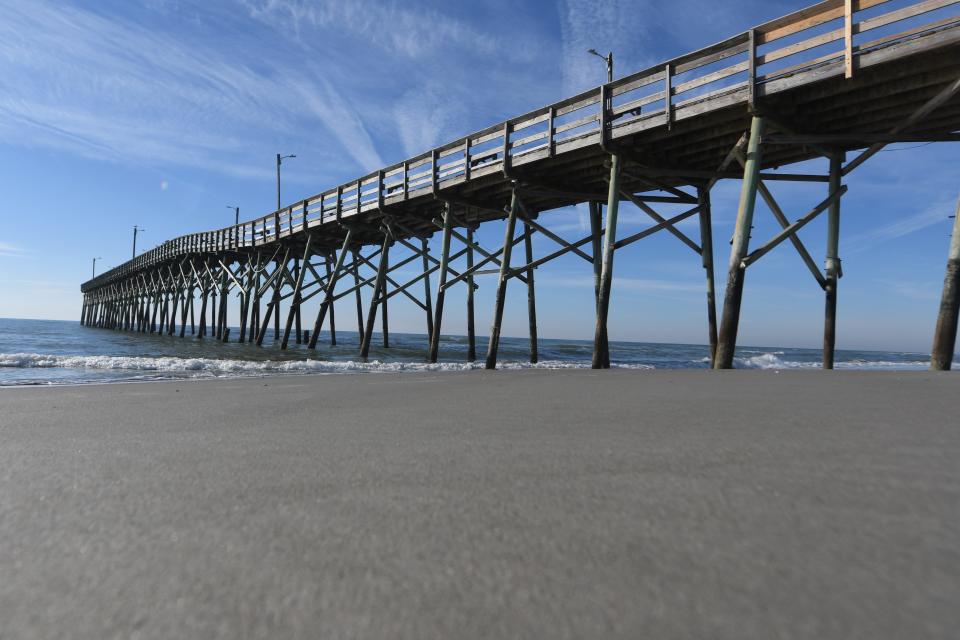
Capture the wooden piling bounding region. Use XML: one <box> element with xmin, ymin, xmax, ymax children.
<box><xmin>360</xmin><ymin>233</ymin><xmax>391</xmax><ymax>360</ymax></box>
<box><xmin>428</xmin><ymin>203</ymin><xmax>453</xmax><ymax>363</ymax></box>
<box><xmin>381</xmin><ymin>276</ymin><xmax>390</xmax><ymax>349</ymax></box>
<box><xmin>714</xmin><ymin>116</ymin><xmax>765</xmax><ymax>369</ymax></box>
<box><xmin>466</xmin><ymin>228</ymin><xmax>476</xmax><ymax>362</ymax></box>
<box><xmin>523</xmin><ymin>221</ymin><xmax>539</xmax><ymax>364</ymax></box>
<box><xmin>697</xmin><ymin>187</ymin><xmax>719</xmax><ymax>363</ymax></box>
<box><xmin>272</xmin><ymin>269</ymin><xmax>281</xmax><ymax>341</ymax></box>
<box><xmin>281</xmin><ymin>236</ymin><xmax>312</xmax><ymax>349</ymax></box>
<box><xmin>485</xmin><ymin>189</ymin><xmax>520</xmax><ymax>370</ymax></box>
<box><xmin>422</xmin><ymin>237</ymin><xmax>435</xmax><ymax>344</ymax></box>
<box><xmin>592</xmin><ymin>154</ymin><xmax>622</xmax><ymax>369</ymax></box>
<box><xmin>589</xmin><ymin>202</ymin><xmax>609</xmax><ymax>367</ymax></box>
<box><xmin>931</xmin><ymin>194</ymin><xmax>960</xmax><ymax>370</ymax></box>
<box><xmin>823</xmin><ymin>155</ymin><xmax>844</xmax><ymax>369</ymax></box>
<box><xmin>352</xmin><ymin>249</ymin><xmax>364</xmax><ymax>340</ymax></box>
<box><xmin>308</xmin><ymin>230</ymin><xmax>354</xmax><ymax>349</ymax></box>
<box><xmin>326</xmin><ymin>256</ymin><xmax>337</xmax><ymax>346</ymax></box>
<box><xmin>294</xmin><ymin>257</ymin><xmax>303</xmax><ymax>344</ymax></box>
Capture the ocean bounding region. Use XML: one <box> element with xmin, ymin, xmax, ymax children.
<box><xmin>0</xmin><ymin>318</ymin><xmax>949</xmax><ymax>386</ymax></box>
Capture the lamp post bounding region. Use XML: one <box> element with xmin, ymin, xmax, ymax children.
<box><xmin>587</xmin><ymin>48</ymin><xmax>613</xmax><ymax>83</ymax></box>
<box><xmin>92</xmin><ymin>256</ymin><xmax>101</xmax><ymax>278</ymax></box>
<box><xmin>132</xmin><ymin>225</ymin><xmax>145</xmax><ymax>259</ymax></box>
<box><xmin>227</xmin><ymin>205</ymin><xmax>239</xmax><ymax>226</ymax></box>
<box><xmin>276</xmin><ymin>154</ymin><xmax>296</xmax><ymax>211</ymax></box>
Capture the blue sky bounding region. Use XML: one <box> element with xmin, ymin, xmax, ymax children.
<box><xmin>0</xmin><ymin>0</ymin><xmax>957</xmax><ymax>352</ymax></box>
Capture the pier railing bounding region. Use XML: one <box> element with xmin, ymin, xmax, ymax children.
<box><xmin>83</xmin><ymin>0</ymin><xmax>960</xmax><ymax>292</ymax></box>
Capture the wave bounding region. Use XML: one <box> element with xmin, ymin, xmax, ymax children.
<box><xmin>0</xmin><ymin>352</ymin><xmax>653</xmax><ymax>377</ymax></box>
<box><xmin>734</xmin><ymin>352</ymin><xmax>935</xmax><ymax>370</ymax></box>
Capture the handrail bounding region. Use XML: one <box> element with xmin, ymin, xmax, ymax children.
<box><xmin>82</xmin><ymin>0</ymin><xmax>960</xmax><ymax>292</ymax></box>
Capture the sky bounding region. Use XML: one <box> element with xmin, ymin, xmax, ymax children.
<box><xmin>0</xmin><ymin>0</ymin><xmax>957</xmax><ymax>352</ymax></box>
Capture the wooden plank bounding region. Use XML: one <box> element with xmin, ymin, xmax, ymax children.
<box><xmin>859</xmin><ymin>0</ymin><xmax>960</xmax><ymax>35</ymax></box>
<box><xmin>758</xmin><ymin>26</ymin><xmax>844</xmax><ymax>67</ymax></box>
<box><xmin>673</xmin><ymin>60</ymin><xmax>749</xmax><ymax>96</ymax></box>
<box><xmin>756</xmin><ymin>0</ymin><xmax>889</xmax><ymax>45</ymax></box>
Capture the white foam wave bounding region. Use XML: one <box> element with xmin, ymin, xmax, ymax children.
<box><xmin>735</xmin><ymin>353</ymin><xmax>936</xmax><ymax>370</ymax></box>
<box><xmin>0</xmin><ymin>352</ymin><xmax>652</xmax><ymax>377</ymax></box>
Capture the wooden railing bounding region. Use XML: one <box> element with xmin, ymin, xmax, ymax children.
<box><xmin>83</xmin><ymin>0</ymin><xmax>960</xmax><ymax>292</ymax></box>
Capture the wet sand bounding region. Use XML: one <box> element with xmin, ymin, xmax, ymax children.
<box><xmin>1</xmin><ymin>369</ymin><xmax>958</xmax><ymax>639</ymax></box>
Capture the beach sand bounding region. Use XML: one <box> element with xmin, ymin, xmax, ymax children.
<box><xmin>1</xmin><ymin>369</ymin><xmax>957</xmax><ymax>639</ymax></box>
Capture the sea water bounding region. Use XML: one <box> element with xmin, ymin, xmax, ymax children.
<box><xmin>0</xmin><ymin>318</ymin><xmax>949</xmax><ymax>386</ymax></box>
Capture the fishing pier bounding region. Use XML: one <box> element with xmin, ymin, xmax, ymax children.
<box><xmin>80</xmin><ymin>0</ymin><xmax>960</xmax><ymax>369</ymax></box>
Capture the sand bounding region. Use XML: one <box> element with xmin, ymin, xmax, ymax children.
<box><xmin>1</xmin><ymin>369</ymin><xmax>958</xmax><ymax>639</ymax></box>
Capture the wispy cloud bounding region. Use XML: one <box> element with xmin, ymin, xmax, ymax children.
<box><xmin>559</xmin><ymin>0</ymin><xmax>655</xmax><ymax>95</ymax></box>
<box><xmin>0</xmin><ymin>242</ymin><xmax>28</xmax><ymax>258</ymax></box>
<box><xmin>843</xmin><ymin>198</ymin><xmax>957</xmax><ymax>254</ymax></box>
<box><xmin>241</xmin><ymin>0</ymin><xmax>506</xmax><ymax>60</ymax></box>
<box><xmin>880</xmin><ymin>279</ymin><xmax>941</xmax><ymax>302</ymax></box>
<box><xmin>0</xmin><ymin>1</ymin><xmax>379</xmax><ymax>179</ymax></box>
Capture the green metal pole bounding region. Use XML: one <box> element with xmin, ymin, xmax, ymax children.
<box><xmin>592</xmin><ymin>154</ymin><xmax>622</xmax><ymax>369</ymax></box>
<box><xmin>714</xmin><ymin>116</ymin><xmax>765</xmax><ymax>369</ymax></box>
<box><xmin>823</xmin><ymin>154</ymin><xmax>843</xmax><ymax>369</ymax></box>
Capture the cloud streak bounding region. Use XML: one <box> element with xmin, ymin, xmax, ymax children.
<box><xmin>843</xmin><ymin>197</ymin><xmax>956</xmax><ymax>254</ymax></box>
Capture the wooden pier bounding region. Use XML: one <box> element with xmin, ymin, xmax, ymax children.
<box><xmin>80</xmin><ymin>0</ymin><xmax>960</xmax><ymax>369</ymax></box>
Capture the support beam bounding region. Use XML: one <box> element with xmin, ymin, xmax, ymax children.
<box><xmin>843</xmin><ymin>76</ymin><xmax>960</xmax><ymax>176</ymax></box>
<box><xmin>592</xmin><ymin>154</ymin><xmax>622</xmax><ymax>369</ymax></box>
<box><xmin>485</xmin><ymin>189</ymin><xmax>521</xmax><ymax>370</ymax></box>
<box><xmin>931</xmin><ymin>194</ymin><xmax>960</xmax><ymax>371</ymax></box>
<box><xmin>823</xmin><ymin>155</ymin><xmax>844</xmax><ymax>369</ymax></box>
<box><xmin>714</xmin><ymin>116</ymin><xmax>765</xmax><ymax>370</ymax></box>
<box><xmin>428</xmin><ymin>203</ymin><xmax>453</xmax><ymax>363</ymax></box>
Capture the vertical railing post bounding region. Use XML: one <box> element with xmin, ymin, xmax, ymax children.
<box><xmin>844</xmin><ymin>0</ymin><xmax>855</xmax><ymax>79</ymax></box>
<box><xmin>714</xmin><ymin>116</ymin><xmax>765</xmax><ymax>369</ymax></box>
<box><xmin>931</xmin><ymin>194</ymin><xmax>960</xmax><ymax>370</ymax></box>
<box><xmin>748</xmin><ymin>29</ymin><xmax>757</xmax><ymax>109</ymax></box>
<box><xmin>664</xmin><ymin>63</ymin><xmax>673</xmax><ymax>129</ymax></box>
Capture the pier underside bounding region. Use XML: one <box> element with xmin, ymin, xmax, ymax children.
<box><xmin>81</xmin><ymin>0</ymin><xmax>960</xmax><ymax>369</ymax></box>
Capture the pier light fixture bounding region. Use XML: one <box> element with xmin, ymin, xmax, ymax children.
<box><xmin>132</xmin><ymin>225</ymin><xmax>146</xmax><ymax>259</ymax></box>
<box><xmin>227</xmin><ymin>205</ymin><xmax>239</xmax><ymax>226</ymax></box>
<box><xmin>587</xmin><ymin>48</ymin><xmax>613</xmax><ymax>83</ymax></box>
<box><xmin>276</xmin><ymin>154</ymin><xmax>297</xmax><ymax>211</ymax></box>
<box><xmin>91</xmin><ymin>256</ymin><xmax>101</xmax><ymax>278</ymax></box>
